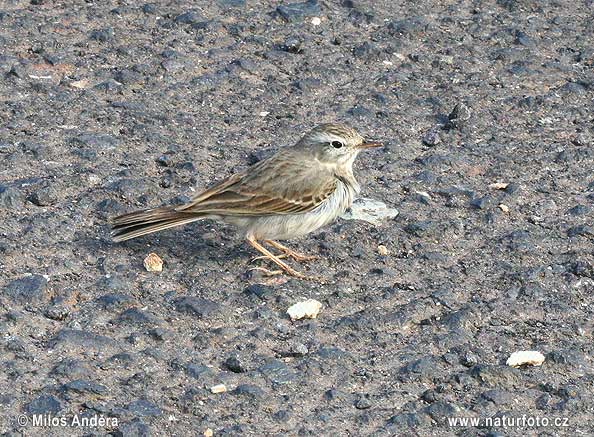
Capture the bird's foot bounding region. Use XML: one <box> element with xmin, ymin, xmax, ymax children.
<box><xmin>264</xmin><ymin>240</ymin><xmax>317</xmax><ymax>262</ymax></box>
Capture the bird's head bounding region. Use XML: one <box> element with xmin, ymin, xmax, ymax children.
<box><xmin>297</xmin><ymin>123</ymin><xmax>382</xmax><ymax>168</ymax></box>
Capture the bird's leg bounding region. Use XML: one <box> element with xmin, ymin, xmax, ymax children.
<box><xmin>248</xmin><ymin>266</ymin><xmax>284</xmax><ymax>277</ymax></box>
<box><xmin>263</xmin><ymin>240</ymin><xmax>317</xmax><ymax>262</ymax></box>
<box><xmin>247</xmin><ymin>236</ymin><xmax>308</xmax><ymax>279</ymax></box>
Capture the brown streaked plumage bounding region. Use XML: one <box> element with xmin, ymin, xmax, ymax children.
<box><xmin>110</xmin><ymin>123</ymin><xmax>382</xmax><ymax>280</ymax></box>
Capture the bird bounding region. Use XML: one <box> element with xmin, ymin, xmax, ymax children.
<box><xmin>110</xmin><ymin>123</ymin><xmax>382</xmax><ymax>280</ymax></box>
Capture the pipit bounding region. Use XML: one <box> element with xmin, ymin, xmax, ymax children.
<box><xmin>111</xmin><ymin>123</ymin><xmax>382</xmax><ymax>280</ymax></box>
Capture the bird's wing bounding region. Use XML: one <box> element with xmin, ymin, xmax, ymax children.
<box><xmin>176</xmin><ymin>152</ymin><xmax>337</xmax><ymax>216</ymax></box>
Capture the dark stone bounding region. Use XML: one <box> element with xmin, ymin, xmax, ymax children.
<box><xmin>4</xmin><ymin>275</ymin><xmax>48</xmax><ymax>304</ymax></box>
<box><xmin>469</xmin><ymin>365</ymin><xmax>520</xmax><ymax>388</ymax></box>
<box><xmin>49</xmin><ymin>329</ymin><xmax>116</xmax><ymax>350</ymax></box>
<box><xmin>186</xmin><ymin>363</ymin><xmax>213</xmax><ymax>380</ymax></box>
<box><xmin>283</xmin><ymin>37</ymin><xmax>303</xmax><ymax>53</ymax></box>
<box><xmin>404</xmin><ymin>220</ymin><xmax>435</xmax><ymax>237</ymax></box>
<box><xmin>224</xmin><ymin>356</ymin><xmax>248</xmax><ymax>373</ymax></box>
<box><xmin>174</xmin><ymin>296</ymin><xmax>220</xmax><ymax>318</ymax></box>
<box><xmin>293</xmin><ymin>78</ymin><xmax>322</xmax><ymax>91</ymax></box>
<box><xmin>62</xmin><ymin>379</ymin><xmax>108</xmax><ymax>395</ymax></box>
<box><xmin>422</xmin><ymin>129</ymin><xmax>441</xmax><ymax>146</ymax></box>
<box><xmin>126</xmin><ymin>400</ymin><xmax>162</xmax><ymax>417</ymax></box>
<box><xmin>353</xmin><ymin>42</ymin><xmax>382</xmax><ymax>60</ymax></box>
<box><xmin>567</xmin><ymin>205</ymin><xmax>590</xmax><ymax>216</ymax></box>
<box><xmin>567</xmin><ymin>225</ymin><xmax>593</xmax><ymax>237</ymax></box>
<box><xmin>142</xmin><ymin>4</ymin><xmax>156</xmax><ymax>14</ymax></box>
<box><xmin>72</xmin><ymin>133</ymin><xmax>119</xmax><ymax>149</ymax></box>
<box><xmin>354</xmin><ymin>395</ymin><xmax>372</xmax><ymax>409</ymax></box>
<box><xmin>399</xmin><ymin>357</ymin><xmax>439</xmax><ymax>381</ymax></box>
<box><xmin>174</xmin><ymin>10</ymin><xmax>203</xmax><ymax>25</ymax></box>
<box><xmin>481</xmin><ymin>389</ymin><xmax>513</xmax><ymax>405</ymax></box>
<box><xmin>51</xmin><ymin>359</ymin><xmax>92</xmax><ymax>378</ymax></box>
<box><xmin>218</xmin><ymin>0</ymin><xmax>245</xmax><ymax>6</ymax></box>
<box><xmin>244</xmin><ymin>284</ymin><xmax>274</xmax><ymax>301</ymax></box>
<box><xmin>25</xmin><ymin>394</ymin><xmax>63</xmax><ymax>415</ymax></box>
<box><xmin>232</xmin><ymin>384</ymin><xmax>264</xmax><ymax>399</ymax></box>
<box><xmin>28</xmin><ymin>185</ymin><xmax>58</xmax><ymax>206</ymax></box>
<box><xmin>277</xmin><ymin>0</ymin><xmax>321</xmax><ymax>22</ymax></box>
<box><xmin>115</xmin><ymin>308</ymin><xmax>162</xmax><ymax>328</ymax></box>
<box><xmin>113</xmin><ymin>419</ymin><xmax>151</xmax><ymax>437</ymax></box>
<box><xmin>259</xmin><ymin>359</ymin><xmax>297</xmax><ymax>384</ymax></box>
<box><xmin>470</xmin><ymin>195</ymin><xmax>492</xmax><ymax>209</ymax></box>
<box><xmin>97</xmin><ymin>293</ymin><xmax>136</xmax><ymax>309</ymax></box>
<box><xmin>90</xmin><ymin>27</ymin><xmax>114</xmax><ymax>42</ymax></box>
<box><xmin>387</xmin><ymin>412</ymin><xmax>430</xmax><ymax>428</ymax></box>
<box><xmin>44</xmin><ymin>304</ymin><xmax>70</xmax><ymax>321</ymax></box>
<box><xmin>0</xmin><ymin>185</ymin><xmax>24</xmax><ymax>208</ymax></box>
<box><xmin>424</xmin><ymin>401</ymin><xmax>461</xmax><ymax>424</ymax></box>
<box><xmin>445</xmin><ymin>102</ymin><xmax>472</xmax><ymax>130</ymax></box>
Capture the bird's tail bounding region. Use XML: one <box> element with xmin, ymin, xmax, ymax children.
<box><xmin>110</xmin><ymin>206</ymin><xmax>203</xmax><ymax>242</ymax></box>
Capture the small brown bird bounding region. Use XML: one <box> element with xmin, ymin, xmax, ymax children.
<box><xmin>111</xmin><ymin>123</ymin><xmax>381</xmax><ymax>279</ymax></box>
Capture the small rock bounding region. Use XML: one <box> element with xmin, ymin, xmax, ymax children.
<box><xmin>61</xmin><ymin>379</ymin><xmax>107</xmax><ymax>395</ymax></box>
<box><xmin>143</xmin><ymin>253</ymin><xmax>163</xmax><ymax>272</ymax></box>
<box><xmin>204</xmin><ymin>429</ymin><xmax>214</xmax><ymax>437</ymax></box>
<box><xmin>445</xmin><ymin>102</ymin><xmax>471</xmax><ymax>130</ymax></box>
<box><xmin>224</xmin><ymin>356</ymin><xmax>248</xmax><ymax>373</ymax></box>
<box><xmin>174</xmin><ymin>10</ymin><xmax>203</xmax><ymax>25</ymax></box>
<box><xmin>127</xmin><ymin>399</ymin><xmax>162</xmax><ymax>417</ymax></box>
<box><xmin>210</xmin><ymin>384</ymin><xmax>227</xmax><ymax>394</ymax></box>
<box><xmin>567</xmin><ymin>225</ymin><xmax>593</xmax><ymax>237</ymax></box>
<box><xmin>341</xmin><ymin>198</ymin><xmax>399</xmax><ymax>225</ymax></box>
<box><xmin>232</xmin><ymin>384</ymin><xmax>265</xmax><ymax>399</ymax></box>
<box><xmin>0</xmin><ymin>185</ymin><xmax>24</xmax><ymax>208</ymax></box>
<box><xmin>498</xmin><ymin>204</ymin><xmax>510</xmax><ymax>213</ymax></box>
<box><xmin>287</xmin><ymin>299</ymin><xmax>322</xmax><ymax>321</ymax></box>
<box><xmin>28</xmin><ymin>186</ymin><xmax>58</xmax><ymax>206</ymax></box>
<box><xmin>277</xmin><ymin>0</ymin><xmax>321</xmax><ymax>22</ymax></box>
<box><xmin>4</xmin><ymin>275</ymin><xmax>48</xmax><ymax>304</ymax></box>
<box><xmin>506</xmin><ymin>350</ymin><xmax>545</xmax><ymax>367</ymax></box>
<box><xmin>489</xmin><ymin>182</ymin><xmax>509</xmax><ymax>190</ymax></box>
<box><xmin>283</xmin><ymin>37</ymin><xmax>303</xmax><ymax>53</ymax></box>
<box><xmin>422</xmin><ymin>129</ymin><xmax>441</xmax><ymax>146</ymax></box>
<box><xmin>259</xmin><ymin>359</ymin><xmax>297</xmax><ymax>384</ymax></box>
<box><xmin>377</xmin><ymin>245</ymin><xmax>389</xmax><ymax>256</ymax></box>
<box><xmin>311</xmin><ymin>16</ymin><xmax>321</xmax><ymax>25</ymax></box>
<box><xmin>174</xmin><ymin>296</ymin><xmax>220</xmax><ymax>318</ymax></box>
<box><xmin>25</xmin><ymin>394</ymin><xmax>63</xmax><ymax>415</ymax></box>
<box><xmin>70</xmin><ymin>79</ymin><xmax>89</xmax><ymax>89</ymax></box>
<box><xmin>354</xmin><ymin>395</ymin><xmax>372</xmax><ymax>409</ymax></box>
<box><xmin>89</xmin><ymin>27</ymin><xmax>114</xmax><ymax>43</ymax></box>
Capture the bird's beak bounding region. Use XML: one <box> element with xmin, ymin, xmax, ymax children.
<box><xmin>358</xmin><ymin>141</ymin><xmax>383</xmax><ymax>149</ymax></box>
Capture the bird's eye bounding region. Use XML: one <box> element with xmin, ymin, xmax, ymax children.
<box><xmin>331</xmin><ymin>140</ymin><xmax>343</xmax><ymax>149</ymax></box>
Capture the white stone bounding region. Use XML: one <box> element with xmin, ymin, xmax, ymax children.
<box><xmin>210</xmin><ymin>384</ymin><xmax>227</xmax><ymax>394</ymax></box>
<box><xmin>341</xmin><ymin>198</ymin><xmax>399</xmax><ymax>226</ymax></box>
<box><xmin>506</xmin><ymin>350</ymin><xmax>545</xmax><ymax>367</ymax></box>
<box><xmin>311</xmin><ymin>17</ymin><xmax>321</xmax><ymax>26</ymax></box>
<box><xmin>287</xmin><ymin>299</ymin><xmax>322</xmax><ymax>321</ymax></box>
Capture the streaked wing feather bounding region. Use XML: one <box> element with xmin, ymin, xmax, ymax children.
<box><xmin>175</xmin><ymin>154</ymin><xmax>336</xmax><ymax>216</ymax></box>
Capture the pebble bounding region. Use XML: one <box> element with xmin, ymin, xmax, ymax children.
<box><xmin>287</xmin><ymin>299</ymin><xmax>322</xmax><ymax>321</ymax></box>
<box><xmin>377</xmin><ymin>245</ymin><xmax>389</xmax><ymax>256</ymax></box>
<box><xmin>489</xmin><ymin>182</ymin><xmax>509</xmax><ymax>190</ymax></box>
<box><xmin>311</xmin><ymin>17</ymin><xmax>321</xmax><ymax>26</ymax></box>
<box><xmin>498</xmin><ymin>204</ymin><xmax>510</xmax><ymax>213</ymax></box>
<box><xmin>341</xmin><ymin>198</ymin><xmax>399</xmax><ymax>226</ymax></box>
<box><xmin>506</xmin><ymin>350</ymin><xmax>545</xmax><ymax>367</ymax></box>
<box><xmin>277</xmin><ymin>0</ymin><xmax>321</xmax><ymax>22</ymax></box>
<box><xmin>4</xmin><ymin>275</ymin><xmax>48</xmax><ymax>304</ymax></box>
<box><xmin>210</xmin><ymin>384</ymin><xmax>227</xmax><ymax>394</ymax></box>
<box><xmin>143</xmin><ymin>253</ymin><xmax>163</xmax><ymax>272</ymax></box>
<box><xmin>204</xmin><ymin>429</ymin><xmax>213</xmax><ymax>437</ymax></box>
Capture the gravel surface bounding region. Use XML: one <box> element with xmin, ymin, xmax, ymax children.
<box><xmin>1</xmin><ymin>0</ymin><xmax>593</xmax><ymax>436</ymax></box>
